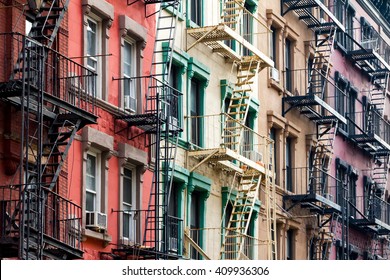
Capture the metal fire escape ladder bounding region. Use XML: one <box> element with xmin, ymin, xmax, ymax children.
<box><xmin>6</xmin><ymin>0</ymin><xmax>75</xmax><ymax>260</ymax></box>
<box><xmin>222</xmin><ymin>57</ymin><xmax>260</xmax><ymax>151</ymax></box>
<box><xmin>368</xmin><ymin>73</ymin><xmax>389</xmax><ymax>116</ymax></box>
<box><xmin>220</xmin><ymin>170</ymin><xmax>262</xmax><ymax>260</ymax></box>
<box><xmin>29</xmin><ymin>0</ymin><xmax>70</xmax><ymax>49</ymax></box>
<box><xmin>141</xmin><ymin>1</ymin><xmax>181</xmax><ymax>259</ymax></box>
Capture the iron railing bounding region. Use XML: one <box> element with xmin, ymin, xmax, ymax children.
<box><xmin>284</xmin><ymin>167</ymin><xmax>340</xmax><ymax>202</ymax></box>
<box><xmin>0</xmin><ymin>32</ymin><xmax>96</xmax><ymax>115</ymax></box>
<box><xmin>186</xmin><ymin>227</ymin><xmax>267</xmax><ymax>260</ymax></box>
<box><xmin>186</xmin><ymin>113</ymin><xmax>272</xmax><ymax>166</ymax></box>
<box><xmin>353</xmin><ymin>195</ymin><xmax>390</xmax><ymax>227</ymax></box>
<box><xmin>0</xmin><ymin>185</ymin><xmax>82</xmax><ymax>251</ymax></box>
<box><xmin>346</xmin><ymin>110</ymin><xmax>390</xmax><ymax>145</ymax></box>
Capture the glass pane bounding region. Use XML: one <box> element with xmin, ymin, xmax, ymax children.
<box><xmin>123</xmin><ymin>213</ymin><xmax>130</xmax><ymax>238</ymax></box>
<box><xmin>86</xmin><ymin>192</ymin><xmax>95</xmax><ymax>212</ymax></box>
<box><xmin>123</xmin><ymin>178</ymin><xmax>132</xmax><ymax>205</ymax></box>
<box><xmin>87</xmin><ymin>20</ymin><xmax>96</xmax><ymax>56</ymax></box>
<box><xmin>86</xmin><ymin>154</ymin><xmax>96</xmax><ymax>191</ymax></box>
<box><xmin>124</xmin><ymin>41</ymin><xmax>132</xmax><ymax>76</ymax></box>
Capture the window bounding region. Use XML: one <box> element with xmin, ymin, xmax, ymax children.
<box><xmin>190</xmin><ymin>78</ymin><xmax>201</xmax><ymax>146</ymax></box>
<box><xmin>168</xmin><ymin>182</ymin><xmax>181</xmax><ymax>253</ymax></box>
<box><xmin>335</xmin><ymin>0</ymin><xmax>345</xmax><ymax>47</ymax></box>
<box><xmin>242</xmin><ymin>1</ymin><xmax>255</xmax><ymax>56</ymax></box>
<box><xmin>190</xmin><ymin>191</ymin><xmax>201</xmax><ymax>259</ymax></box>
<box><xmin>285</xmin><ymin>38</ymin><xmax>292</xmax><ymax>92</ymax></box>
<box><xmin>123</xmin><ymin>167</ymin><xmax>137</xmax><ymax>241</ymax></box>
<box><xmin>285</xmin><ymin>137</ymin><xmax>293</xmax><ymax>192</ymax></box>
<box><xmin>269</xmin><ymin>128</ymin><xmax>277</xmax><ymax>180</ymax></box>
<box><xmin>270</xmin><ymin>26</ymin><xmax>277</xmax><ymax>67</ymax></box>
<box><xmin>286</xmin><ymin>229</ymin><xmax>294</xmax><ymax>260</ymax></box>
<box><xmin>345</xmin><ymin>6</ymin><xmax>354</xmax><ymax>51</ymax></box>
<box><xmin>123</xmin><ymin>40</ymin><xmax>136</xmax><ymax>112</ymax></box>
<box><xmin>348</xmin><ymin>173</ymin><xmax>357</xmax><ymax>218</ymax></box>
<box><xmin>190</xmin><ymin>0</ymin><xmax>202</xmax><ymax>26</ymax></box>
<box><xmin>243</xmin><ymin>111</ymin><xmax>255</xmax><ymax>152</ymax></box>
<box><xmin>25</xmin><ymin>18</ymin><xmax>33</xmax><ymax>35</ymax></box>
<box><xmin>168</xmin><ymin>64</ymin><xmax>180</xmax><ymax>122</ymax></box>
<box><xmin>348</xmin><ymin>88</ymin><xmax>357</xmax><ymax>134</ymax></box>
<box><xmin>335</xmin><ymin>73</ymin><xmax>348</xmax><ymax>131</ymax></box>
<box><xmin>336</xmin><ymin>160</ymin><xmax>348</xmax><ymax>206</ymax></box>
<box><xmin>86</xmin><ymin>152</ymin><xmax>101</xmax><ymax>212</ymax></box>
<box><xmin>86</xmin><ymin>17</ymin><xmax>101</xmax><ymax>98</ymax></box>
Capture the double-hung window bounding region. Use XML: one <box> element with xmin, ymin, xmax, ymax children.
<box><xmin>86</xmin><ymin>18</ymin><xmax>101</xmax><ymax>98</ymax></box>
<box><xmin>190</xmin><ymin>0</ymin><xmax>202</xmax><ymax>26</ymax></box>
<box><xmin>190</xmin><ymin>79</ymin><xmax>201</xmax><ymax>146</ymax></box>
<box><xmin>123</xmin><ymin>167</ymin><xmax>137</xmax><ymax>241</ymax></box>
<box><xmin>86</xmin><ymin>152</ymin><xmax>101</xmax><ymax>212</ymax></box>
<box><xmin>123</xmin><ymin>40</ymin><xmax>136</xmax><ymax>112</ymax></box>
<box><xmin>285</xmin><ymin>38</ymin><xmax>292</xmax><ymax>92</ymax></box>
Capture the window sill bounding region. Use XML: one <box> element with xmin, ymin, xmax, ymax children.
<box><xmin>82</xmin><ymin>228</ymin><xmax>112</xmax><ymax>246</ymax></box>
<box><xmin>268</xmin><ymin>78</ymin><xmax>284</xmax><ymax>94</ymax></box>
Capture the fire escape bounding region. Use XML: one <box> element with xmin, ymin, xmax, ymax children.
<box><xmin>281</xmin><ymin>0</ymin><xmax>347</xmax><ymax>259</ymax></box>
<box><xmin>0</xmin><ymin>0</ymin><xmax>97</xmax><ymax>259</ymax></box>
<box><xmin>112</xmin><ymin>0</ymin><xmax>182</xmax><ymax>260</ymax></box>
<box><xmin>186</xmin><ymin>0</ymin><xmax>276</xmax><ymax>260</ymax></box>
<box><xmin>346</xmin><ymin>13</ymin><xmax>390</xmax><ymax>239</ymax></box>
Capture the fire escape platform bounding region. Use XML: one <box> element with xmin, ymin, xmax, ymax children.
<box><xmin>283</xmin><ymin>0</ymin><xmax>345</xmax><ymax>32</ymax></box>
<box><xmin>350</xmin><ymin>218</ymin><xmax>390</xmax><ymax>235</ymax></box>
<box><xmin>283</xmin><ymin>94</ymin><xmax>347</xmax><ymax>125</ymax></box>
<box><xmin>284</xmin><ymin>193</ymin><xmax>341</xmax><ymax>214</ymax></box>
<box><xmin>188</xmin><ymin>147</ymin><xmax>270</xmax><ymax>176</ymax></box>
<box><xmin>350</xmin><ymin>133</ymin><xmax>390</xmax><ymax>155</ymax></box>
<box><xmin>348</xmin><ymin>49</ymin><xmax>390</xmax><ymax>75</ymax></box>
<box><xmin>0</xmin><ymin>82</ymin><xmax>97</xmax><ymax>125</ymax></box>
<box><xmin>187</xmin><ymin>24</ymin><xmax>274</xmax><ymax>69</ymax></box>
<box><xmin>116</xmin><ymin>112</ymin><xmax>183</xmax><ymax>134</ymax></box>
<box><xmin>41</xmin><ymin>233</ymin><xmax>84</xmax><ymax>260</ymax></box>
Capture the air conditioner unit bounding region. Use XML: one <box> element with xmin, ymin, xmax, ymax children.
<box><xmin>270</xmin><ymin>67</ymin><xmax>279</xmax><ymax>82</ymax></box>
<box><xmin>169</xmin><ymin>237</ymin><xmax>178</xmax><ymax>252</ymax></box>
<box><xmin>86</xmin><ymin>211</ymin><xmax>107</xmax><ymax>230</ymax></box>
<box><xmin>323</xmin><ymin>193</ymin><xmax>334</xmax><ymax>202</ymax></box>
<box><xmin>168</xmin><ymin>116</ymin><xmax>179</xmax><ymax>131</ymax></box>
<box><xmin>243</xmin><ymin>150</ymin><xmax>263</xmax><ymax>163</ymax></box>
<box><xmin>124</xmin><ymin>95</ymin><xmax>136</xmax><ymax>112</ymax></box>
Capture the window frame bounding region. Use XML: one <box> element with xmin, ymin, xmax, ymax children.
<box><xmin>122</xmin><ymin>165</ymin><xmax>137</xmax><ymax>242</ymax></box>
<box><xmin>285</xmin><ymin>38</ymin><xmax>293</xmax><ymax>93</ymax></box>
<box><xmin>123</xmin><ymin>38</ymin><xmax>137</xmax><ymax>112</ymax></box>
<box><xmin>86</xmin><ymin>150</ymin><xmax>101</xmax><ymax>213</ymax></box>
<box><xmin>86</xmin><ymin>16</ymin><xmax>102</xmax><ymax>99</ymax></box>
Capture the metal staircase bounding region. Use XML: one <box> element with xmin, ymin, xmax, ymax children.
<box><xmin>309</xmin><ymin>120</ymin><xmax>338</xmax><ymax>194</ymax></box>
<box><xmin>113</xmin><ymin>0</ymin><xmax>182</xmax><ymax>259</ymax></box>
<box><xmin>368</xmin><ymin>73</ymin><xmax>389</xmax><ymax>115</ymax></box>
<box><xmin>220</xmin><ymin>170</ymin><xmax>262</xmax><ymax>260</ymax></box>
<box><xmin>222</xmin><ymin>58</ymin><xmax>260</xmax><ymax>151</ymax></box>
<box><xmin>142</xmin><ymin>1</ymin><xmax>181</xmax><ymax>259</ymax></box>
<box><xmin>0</xmin><ymin>0</ymin><xmax>97</xmax><ymax>260</ymax></box>
<box><xmin>29</xmin><ymin>0</ymin><xmax>69</xmax><ymax>48</ymax></box>
<box><xmin>310</xmin><ymin>212</ymin><xmax>338</xmax><ymax>260</ymax></box>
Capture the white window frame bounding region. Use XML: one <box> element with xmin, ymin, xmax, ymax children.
<box><xmin>122</xmin><ymin>165</ymin><xmax>137</xmax><ymax>242</ymax></box>
<box><xmin>86</xmin><ymin>16</ymin><xmax>102</xmax><ymax>99</ymax></box>
<box><xmin>123</xmin><ymin>38</ymin><xmax>137</xmax><ymax>112</ymax></box>
<box><xmin>86</xmin><ymin>150</ymin><xmax>101</xmax><ymax>213</ymax></box>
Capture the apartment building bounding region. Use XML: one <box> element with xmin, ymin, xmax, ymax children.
<box><xmin>0</xmin><ymin>0</ymin><xmax>389</xmax><ymax>261</ymax></box>
<box><xmin>0</xmin><ymin>0</ymin><xmax>155</xmax><ymax>259</ymax></box>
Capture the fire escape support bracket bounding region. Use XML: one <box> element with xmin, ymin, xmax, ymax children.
<box><xmin>186</xmin><ymin>26</ymin><xmax>219</xmax><ymax>52</ymax></box>
<box><xmin>188</xmin><ymin>149</ymin><xmax>219</xmax><ymax>173</ymax></box>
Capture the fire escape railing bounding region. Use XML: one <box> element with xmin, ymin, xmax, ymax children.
<box><xmin>0</xmin><ymin>32</ymin><xmax>96</xmax><ymax>115</ymax></box>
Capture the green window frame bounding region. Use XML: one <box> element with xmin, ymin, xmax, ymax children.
<box><xmin>187</xmin><ymin>58</ymin><xmax>210</xmax><ymax>148</ymax></box>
